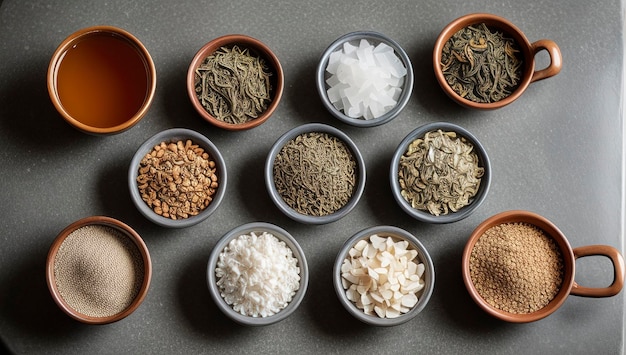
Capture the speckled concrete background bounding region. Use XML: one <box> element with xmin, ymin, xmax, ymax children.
<box><xmin>0</xmin><ymin>1</ymin><xmax>623</xmax><ymax>353</ymax></box>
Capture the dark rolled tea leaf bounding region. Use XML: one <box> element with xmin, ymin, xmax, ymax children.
<box><xmin>441</xmin><ymin>23</ymin><xmax>523</xmax><ymax>103</ymax></box>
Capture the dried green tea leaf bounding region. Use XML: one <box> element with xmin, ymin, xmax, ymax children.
<box><xmin>195</xmin><ymin>45</ymin><xmax>272</xmax><ymax>124</ymax></box>
<box><xmin>398</xmin><ymin>130</ymin><xmax>483</xmax><ymax>216</ymax></box>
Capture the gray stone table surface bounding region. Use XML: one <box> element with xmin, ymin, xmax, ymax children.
<box><xmin>0</xmin><ymin>0</ymin><xmax>624</xmax><ymax>354</ymax></box>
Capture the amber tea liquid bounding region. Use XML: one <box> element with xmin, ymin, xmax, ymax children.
<box><xmin>56</xmin><ymin>33</ymin><xmax>149</xmax><ymax>128</ymax></box>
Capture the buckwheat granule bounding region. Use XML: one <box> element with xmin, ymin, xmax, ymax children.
<box><xmin>137</xmin><ymin>139</ymin><xmax>218</xmax><ymax>220</ymax></box>
<box><xmin>469</xmin><ymin>222</ymin><xmax>564</xmax><ymax>314</ymax></box>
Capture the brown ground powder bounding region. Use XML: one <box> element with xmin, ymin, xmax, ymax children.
<box><xmin>54</xmin><ymin>225</ymin><xmax>144</xmax><ymax>318</ymax></box>
<box><xmin>469</xmin><ymin>222</ymin><xmax>564</xmax><ymax>314</ymax></box>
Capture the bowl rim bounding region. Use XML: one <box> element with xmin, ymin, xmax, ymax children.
<box><xmin>333</xmin><ymin>225</ymin><xmax>435</xmax><ymax>326</ymax></box>
<box><xmin>389</xmin><ymin>121</ymin><xmax>491</xmax><ymax>223</ymax></box>
<box><xmin>45</xmin><ymin>216</ymin><xmax>152</xmax><ymax>324</ymax></box>
<box><xmin>47</xmin><ymin>25</ymin><xmax>157</xmax><ymax>135</ymax></box>
<box><xmin>186</xmin><ymin>34</ymin><xmax>284</xmax><ymax>131</ymax></box>
<box><xmin>128</xmin><ymin>128</ymin><xmax>227</xmax><ymax>228</ymax></box>
<box><xmin>461</xmin><ymin>210</ymin><xmax>576</xmax><ymax>323</ymax></box>
<box><xmin>264</xmin><ymin>122</ymin><xmax>366</xmax><ymax>224</ymax></box>
<box><xmin>432</xmin><ymin>13</ymin><xmax>534</xmax><ymax>110</ymax></box>
<box><xmin>316</xmin><ymin>30</ymin><xmax>414</xmax><ymax>127</ymax></box>
<box><xmin>206</xmin><ymin>222</ymin><xmax>309</xmax><ymax>326</ymax></box>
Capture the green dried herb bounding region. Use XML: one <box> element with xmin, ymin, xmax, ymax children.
<box><xmin>195</xmin><ymin>45</ymin><xmax>272</xmax><ymax>124</ymax></box>
<box><xmin>441</xmin><ymin>23</ymin><xmax>523</xmax><ymax>103</ymax></box>
<box><xmin>398</xmin><ymin>130</ymin><xmax>483</xmax><ymax>216</ymax></box>
<box><xmin>273</xmin><ymin>132</ymin><xmax>357</xmax><ymax>216</ymax></box>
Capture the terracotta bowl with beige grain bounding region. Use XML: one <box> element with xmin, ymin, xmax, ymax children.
<box><xmin>462</xmin><ymin>210</ymin><xmax>624</xmax><ymax>323</ymax></box>
<box><xmin>46</xmin><ymin>216</ymin><xmax>152</xmax><ymax>324</ymax></box>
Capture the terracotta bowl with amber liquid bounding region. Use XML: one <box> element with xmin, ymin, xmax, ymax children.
<box><xmin>48</xmin><ymin>26</ymin><xmax>156</xmax><ymax>134</ymax></box>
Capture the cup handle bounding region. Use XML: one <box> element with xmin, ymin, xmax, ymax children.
<box><xmin>570</xmin><ymin>245</ymin><xmax>625</xmax><ymax>297</ymax></box>
<box><xmin>529</xmin><ymin>39</ymin><xmax>562</xmax><ymax>83</ymax></box>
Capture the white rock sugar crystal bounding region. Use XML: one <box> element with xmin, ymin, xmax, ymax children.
<box><xmin>215</xmin><ymin>231</ymin><xmax>301</xmax><ymax>317</ymax></box>
<box><xmin>326</xmin><ymin>39</ymin><xmax>407</xmax><ymax>120</ymax></box>
<box><xmin>341</xmin><ymin>234</ymin><xmax>425</xmax><ymax>318</ymax></box>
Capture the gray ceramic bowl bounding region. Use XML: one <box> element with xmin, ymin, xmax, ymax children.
<box><xmin>333</xmin><ymin>226</ymin><xmax>435</xmax><ymax>326</ymax></box>
<box><xmin>206</xmin><ymin>222</ymin><xmax>309</xmax><ymax>326</ymax></box>
<box><xmin>316</xmin><ymin>31</ymin><xmax>414</xmax><ymax>127</ymax></box>
<box><xmin>390</xmin><ymin>122</ymin><xmax>491</xmax><ymax>224</ymax></box>
<box><xmin>128</xmin><ymin>128</ymin><xmax>227</xmax><ymax>228</ymax></box>
<box><xmin>264</xmin><ymin>123</ymin><xmax>366</xmax><ymax>224</ymax></box>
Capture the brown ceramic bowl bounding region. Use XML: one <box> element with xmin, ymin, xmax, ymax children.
<box><xmin>187</xmin><ymin>34</ymin><xmax>284</xmax><ymax>130</ymax></box>
<box><xmin>433</xmin><ymin>13</ymin><xmax>562</xmax><ymax>110</ymax></box>
<box><xmin>47</xmin><ymin>26</ymin><xmax>156</xmax><ymax>135</ymax></box>
<box><xmin>462</xmin><ymin>210</ymin><xmax>624</xmax><ymax>323</ymax></box>
<box><xmin>46</xmin><ymin>216</ymin><xmax>152</xmax><ymax>324</ymax></box>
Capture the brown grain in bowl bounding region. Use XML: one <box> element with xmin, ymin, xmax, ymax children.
<box><xmin>137</xmin><ymin>139</ymin><xmax>219</xmax><ymax>220</ymax></box>
<box><xmin>469</xmin><ymin>222</ymin><xmax>564</xmax><ymax>314</ymax></box>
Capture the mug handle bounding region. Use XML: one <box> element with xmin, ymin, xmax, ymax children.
<box><xmin>529</xmin><ymin>39</ymin><xmax>562</xmax><ymax>83</ymax></box>
<box><xmin>570</xmin><ymin>245</ymin><xmax>625</xmax><ymax>297</ymax></box>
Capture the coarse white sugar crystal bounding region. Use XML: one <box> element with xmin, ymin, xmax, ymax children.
<box><xmin>326</xmin><ymin>50</ymin><xmax>343</xmax><ymax>74</ymax></box>
<box><xmin>373</xmin><ymin>42</ymin><xmax>393</xmax><ymax>54</ymax></box>
<box><xmin>215</xmin><ymin>231</ymin><xmax>301</xmax><ymax>318</ymax></box>
<box><xmin>341</xmin><ymin>234</ymin><xmax>425</xmax><ymax>318</ymax></box>
<box><xmin>343</xmin><ymin>41</ymin><xmax>357</xmax><ymax>55</ymax></box>
<box><xmin>325</xmin><ymin>39</ymin><xmax>407</xmax><ymax>120</ymax></box>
